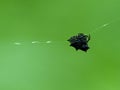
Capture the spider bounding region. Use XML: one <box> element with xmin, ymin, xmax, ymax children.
<box><xmin>67</xmin><ymin>33</ymin><xmax>90</xmax><ymax>52</ymax></box>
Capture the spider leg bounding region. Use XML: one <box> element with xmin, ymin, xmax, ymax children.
<box><xmin>87</xmin><ymin>34</ymin><xmax>90</xmax><ymax>42</ymax></box>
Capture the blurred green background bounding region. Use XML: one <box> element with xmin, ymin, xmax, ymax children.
<box><xmin>0</xmin><ymin>0</ymin><xmax>120</xmax><ymax>90</ymax></box>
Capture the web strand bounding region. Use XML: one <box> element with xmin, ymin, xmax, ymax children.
<box><xmin>89</xmin><ymin>18</ymin><xmax>120</xmax><ymax>34</ymax></box>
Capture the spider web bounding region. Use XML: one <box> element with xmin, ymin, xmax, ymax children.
<box><xmin>90</xmin><ymin>18</ymin><xmax>120</xmax><ymax>34</ymax></box>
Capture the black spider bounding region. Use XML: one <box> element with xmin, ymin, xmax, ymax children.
<box><xmin>67</xmin><ymin>33</ymin><xmax>90</xmax><ymax>52</ymax></box>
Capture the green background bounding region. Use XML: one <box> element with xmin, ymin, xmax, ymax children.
<box><xmin>0</xmin><ymin>0</ymin><xmax>120</xmax><ymax>90</ymax></box>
